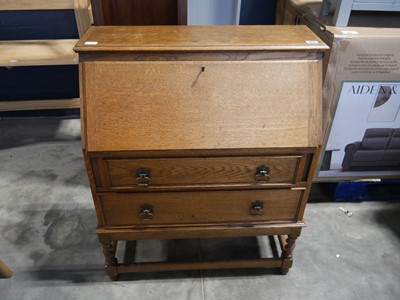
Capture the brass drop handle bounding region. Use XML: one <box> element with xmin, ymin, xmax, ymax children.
<box><xmin>255</xmin><ymin>165</ymin><xmax>270</xmax><ymax>183</ymax></box>
<box><xmin>250</xmin><ymin>200</ymin><xmax>264</xmax><ymax>216</ymax></box>
<box><xmin>136</xmin><ymin>168</ymin><xmax>151</xmax><ymax>187</ymax></box>
<box><xmin>140</xmin><ymin>204</ymin><xmax>154</xmax><ymax>221</ymax></box>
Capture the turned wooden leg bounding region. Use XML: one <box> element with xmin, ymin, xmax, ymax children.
<box><xmin>280</xmin><ymin>234</ymin><xmax>299</xmax><ymax>275</ymax></box>
<box><xmin>0</xmin><ymin>260</ymin><xmax>13</xmax><ymax>278</ymax></box>
<box><xmin>101</xmin><ymin>241</ymin><xmax>119</xmax><ymax>280</ymax></box>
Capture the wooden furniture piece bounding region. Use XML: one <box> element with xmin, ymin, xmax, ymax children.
<box><xmin>0</xmin><ymin>0</ymin><xmax>92</xmax><ymax>112</ymax></box>
<box><xmin>91</xmin><ymin>0</ymin><xmax>187</xmax><ymax>25</ymax></box>
<box><xmin>74</xmin><ymin>25</ymin><xmax>327</xmax><ymax>280</ymax></box>
<box><xmin>320</xmin><ymin>0</ymin><xmax>400</xmax><ymax>26</ymax></box>
<box><xmin>0</xmin><ymin>260</ymin><xmax>13</xmax><ymax>278</ymax></box>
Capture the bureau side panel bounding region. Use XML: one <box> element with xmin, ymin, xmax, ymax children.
<box><xmin>83</xmin><ymin>60</ymin><xmax>321</xmax><ymax>152</ymax></box>
<box><xmin>307</xmin><ymin>59</ymin><xmax>323</xmax><ymax>147</ymax></box>
<box><xmin>80</xmin><ymin>62</ymin><xmax>97</xmax><ymax>151</ymax></box>
<box><xmin>79</xmin><ymin>63</ymin><xmax>87</xmax><ymax>149</ymax></box>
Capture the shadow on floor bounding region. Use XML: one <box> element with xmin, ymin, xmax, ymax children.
<box><xmin>374</xmin><ymin>202</ymin><xmax>400</xmax><ymax>241</ymax></box>
<box><xmin>0</xmin><ymin>117</ymin><xmax>80</xmax><ymax>150</ymax></box>
<box><xmin>117</xmin><ymin>236</ymin><xmax>282</xmax><ymax>281</ymax></box>
<box><xmin>118</xmin><ymin>267</ymin><xmax>278</xmax><ymax>282</ymax></box>
<box><xmin>308</xmin><ymin>183</ymin><xmax>337</xmax><ymax>203</ymax></box>
<box><xmin>26</xmin><ymin>267</ymin><xmax>109</xmax><ymax>284</ymax></box>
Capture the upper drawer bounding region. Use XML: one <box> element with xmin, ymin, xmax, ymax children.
<box><xmin>81</xmin><ymin>60</ymin><xmax>322</xmax><ymax>152</ymax></box>
<box><xmin>104</xmin><ymin>155</ymin><xmax>301</xmax><ymax>189</ymax></box>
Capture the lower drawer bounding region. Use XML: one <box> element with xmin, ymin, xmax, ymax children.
<box><xmin>99</xmin><ymin>189</ymin><xmax>302</xmax><ymax>226</ymax></box>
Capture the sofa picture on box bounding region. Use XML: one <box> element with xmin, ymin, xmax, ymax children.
<box><xmin>342</xmin><ymin>128</ymin><xmax>400</xmax><ymax>171</ymax></box>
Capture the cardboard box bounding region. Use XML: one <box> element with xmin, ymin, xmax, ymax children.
<box><xmin>276</xmin><ymin>0</ymin><xmax>400</xmax><ymax>181</ymax></box>
<box><xmin>276</xmin><ymin>0</ymin><xmax>400</xmax><ymax>28</ymax></box>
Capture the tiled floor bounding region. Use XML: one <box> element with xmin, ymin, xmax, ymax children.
<box><xmin>1</xmin><ymin>117</ymin><xmax>400</xmax><ymax>300</ymax></box>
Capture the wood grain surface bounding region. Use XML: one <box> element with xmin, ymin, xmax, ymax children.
<box><xmin>0</xmin><ymin>0</ymin><xmax>75</xmax><ymax>10</ymax></box>
<box><xmin>74</xmin><ymin>25</ymin><xmax>328</xmax><ymax>52</ymax></box>
<box><xmin>0</xmin><ymin>40</ymin><xmax>78</xmax><ymax>67</ymax></box>
<box><xmin>83</xmin><ymin>60</ymin><xmax>321</xmax><ymax>151</ymax></box>
<box><xmin>105</xmin><ymin>155</ymin><xmax>301</xmax><ymax>187</ymax></box>
<box><xmin>0</xmin><ymin>98</ymin><xmax>80</xmax><ymax>112</ymax></box>
<box><xmin>99</xmin><ymin>189</ymin><xmax>302</xmax><ymax>226</ymax></box>
<box><xmin>76</xmin><ymin>25</ymin><xmax>325</xmax><ymax>277</ymax></box>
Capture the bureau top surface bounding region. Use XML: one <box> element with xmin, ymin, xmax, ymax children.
<box><xmin>74</xmin><ymin>25</ymin><xmax>328</xmax><ymax>52</ymax></box>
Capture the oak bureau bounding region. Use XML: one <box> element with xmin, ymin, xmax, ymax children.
<box><xmin>74</xmin><ymin>25</ymin><xmax>328</xmax><ymax>280</ymax></box>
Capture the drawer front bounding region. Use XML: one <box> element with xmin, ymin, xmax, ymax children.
<box><xmin>105</xmin><ymin>156</ymin><xmax>300</xmax><ymax>188</ymax></box>
<box><xmin>99</xmin><ymin>189</ymin><xmax>302</xmax><ymax>226</ymax></box>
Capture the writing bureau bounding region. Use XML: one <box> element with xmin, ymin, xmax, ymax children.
<box><xmin>74</xmin><ymin>25</ymin><xmax>327</xmax><ymax>280</ymax></box>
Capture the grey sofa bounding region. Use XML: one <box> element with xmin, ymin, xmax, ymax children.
<box><xmin>342</xmin><ymin>128</ymin><xmax>400</xmax><ymax>171</ymax></box>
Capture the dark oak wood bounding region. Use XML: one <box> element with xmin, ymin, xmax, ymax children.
<box><xmin>117</xmin><ymin>258</ymin><xmax>284</xmax><ymax>273</ymax></box>
<box><xmin>91</xmin><ymin>0</ymin><xmax>187</xmax><ymax>26</ymax></box>
<box><xmin>90</xmin><ymin>0</ymin><xmax>105</xmax><ymax>26</ymax></box>
<box><xmin>78</xmin><ymin>51</ymin><xmax>321</xmax><ymax>63</ymax></box>
<box><xmin>89</xmin><ymin>147</ymin><xmax>316</xmax><ymax>158</ymax></box>
<box><xmin>75</xmin><ymin>26</ymin><xmax>325</xmax><ymax>279</ymax></box>
<box><xmin>177</xmin><ymin>0</ymin><xmax>187</xmax><ymax>25</ymax></box>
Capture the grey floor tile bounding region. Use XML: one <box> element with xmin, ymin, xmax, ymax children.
<box><xmin>201</xmin><ymin>202</ymin><xmax>400</xmax><ymax>300</ymax></box>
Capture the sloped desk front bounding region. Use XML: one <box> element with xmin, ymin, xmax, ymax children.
<box><xmin>74</xmin><ymin>25</ymin><xmax>327</xmax><ymax>280</ymax></box>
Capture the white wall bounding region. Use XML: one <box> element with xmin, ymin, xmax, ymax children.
<box><xmin>188</xmin><ymin>0</ymin><xmax>240</xmax><ymax>25</ymax></box>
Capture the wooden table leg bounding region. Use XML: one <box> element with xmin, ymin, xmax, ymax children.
<box><xmin>0</xmin><ymin>260</ymin><xmax>13</xmax><ymax>278</ymax></box>
<box><xmin>101</xmin><ymin>241</ymin><xmax>119</xmax><ymax>281</ymax></box>
<box><xmin>280</xmin><ymin>233</ymin><xmax>299</xmax><ymax>275</ymax></box>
